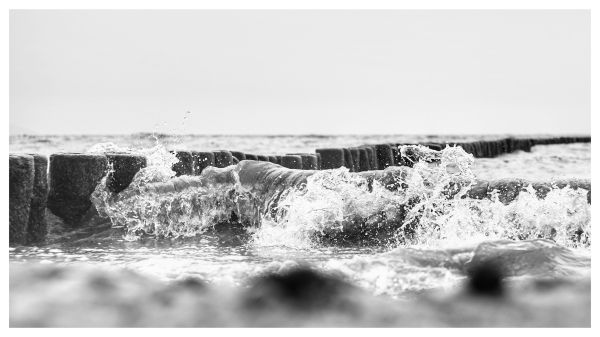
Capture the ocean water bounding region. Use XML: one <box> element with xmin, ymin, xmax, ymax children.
<box><xmin>8</xmin><ymin>134</ymin><xmax>592</xmax><ymax>326</ymax></box>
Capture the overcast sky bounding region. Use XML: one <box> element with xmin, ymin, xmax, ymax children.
<box><xmin>9</xmin><ymin>10</ymin><xmax>590</xmax><ymax>135</ymax></box>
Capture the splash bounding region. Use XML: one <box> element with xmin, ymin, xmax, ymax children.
<box><xmin>249</xmin><ymin>168</ymin><xmax>408</xmax><ymax>249</ymax></box>
<box><xmin>89</xmin><ymin>138</ymin><xmax>184</xmax><ymax>240</ymax></box>
<box><xmin>404</xmin><ymin>183</ymin><xmax>590</xmax><ymax>249</ymax></box>
<box><xmin>89</xmin><ymin>143</ymin><xmax>590</xmax><ymax>249</ymax></box>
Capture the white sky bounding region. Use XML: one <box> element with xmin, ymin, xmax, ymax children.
<box><xmin>9</xmin><ymin>9</ymin><xmax>591</xmax><ymax>135</ymax></box>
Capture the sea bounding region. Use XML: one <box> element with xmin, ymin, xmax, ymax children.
<box><xmin>8</xmin><ymin>134</ymin><xmax>592</xmax><ymax>327</ymax></box>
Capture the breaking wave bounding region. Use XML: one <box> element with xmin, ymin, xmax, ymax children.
<box><xmin>89</xmin><ymin>143</ymin><xmax>591</xmax><ymax>250</ymax></box>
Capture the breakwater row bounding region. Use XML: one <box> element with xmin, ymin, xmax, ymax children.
<box><xmin>315</xmin><ymin>136</ymin><xmax>592</xmax><ymax>171</ymax></box>
<box><xmin>8</xmin><ymin>136</ymin><xmax>591</xmax><ymax>245</ymax></box>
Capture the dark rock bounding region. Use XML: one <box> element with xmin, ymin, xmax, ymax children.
<box><xmin>359</xmin><ymin>146</ymin><xmax>377</xmax><ymax>170</ymax></box>
<box><xmin>487</xmin><ymin>178</ymin><xmax>528</xmax><ymax>204</ymax></box>
<box><xmin>257</xmin><ymin>155</ymin><xmax>270</xmax><ymax>162</ymax></box>
<box><xmin>213</xmin><ymin>150</ymin><xmax>234</xmax><ymax>168</ymax></box>
<box><xmin>482</xmin><ymin>142</ymin><xmax>491</xmax><ymax>158</ymax></box>
<box><xmin>469</xmin><ymin>142</ymin><xmax>479</xmax><ymax>158</ymax></box>
<box><xmin>463</xmin><ymin>142</ymin><xmax>474</xmax><ymax>157</ymax></box>
<box><xmin>315</xmin><ymin>148</ymin><xmax>344</xmax><ymax>170</ymax></box>
<box><xmin>9</xmin><ymin>154</ymin><xmax>35</xmax><ymax>245</ymax></box>
<box><xmin>475</xmin><ymin>142</ymin><xmax>484</xmax><ymax>158</ymax></box>
<box><xmin>513</xmin><ymin>139</ymin><xmax>522</xmax><ymax>151</ymax></box>
<box><xmin>390</xmin><ymin>145</ymin><xmax>400</xmax><ymax>166</ymax></box>
<box><xmin>489</xmin><ymin>141</ymin><xmax>498</xmax><ymax>157</ymax></box>
<box><xmin>349</xmin><ymin>148</ymin><xmax>360</xmax><ymax>172</ymax></box>
<box><xmin>374</xmin><ymin>144</ymin><xmax>394</xmax><ymax>169</ymax></box>
<box><xmin>245</xmin><ymin>154</ymin><xmax>258</xmax><ymax>161</ymax></box>
<box><xmin>461</xmin><ymin>143</ymin><xmax>474</xmax><ymax>155</ymax></box>
<box><xmin>576</xmin><ymin>180</ymin><xmax>591</xmax><ymax>204</ymax></box>
<box><xmin>230</xmin><ymin>151</ymin><xmax>247</xmax><ymax>162</ymax></box>
<box><xmin>342</xmin><ymin>148</ymin><xmax>354</xmax><ymax>172</ymax></box>
<box><xmin>47</xmin><ymin>153</ymin><xmax>108</xmax><ymax>227</ymax></box>
<box><xmin>524</xmin><ymin>139</ymin><xmax>533</xmax><ymax>152</ymax></box>
<box><xmin>496</xmin><ymin>140</ymin><xmax>504</xmax><ymax>156</ymax></box>
<box><xmin>357</xmin><ymin>148</ymin><xmax>370</xmax><ymax>172</ymax></box>
<box><xmin>552</xmin><ymin>179</ymin><xmax>579</xmax><ymax>191</ymax></box>
<box><xmin>531</xmin><ymin>181</ymin><xmax>553</xmax><ymax>199</ymax></box>
<box><xmin>506</xmin><ymin>138</ymin><xmax>515</xmax><ymax>152</ymax></box>
<box><xmin>280</xmin><ymin>155</ymin><xmax>302</xmax><ymax>169</ymax></box>
<box><xmin>105</xmin><ymin>153</ymin><xmax>147</xmax><ymax>194</ymax></box>
<box><xmin>422</xmin><ymin>143</ymin><xmax>442</xmax><ymax>151</ymax></box>
<box><xmin>190</xmin><ymin>151</ymin><xmax>215</xmax><ymax>175</ymax></box>
<box><xmin>302</xmin><ymin>155</ymin><xmax>318</xmax><ymax>170</ymax></box>
<box><xmin>25</xmin><ymin>154</ymin><xmax>49</xmax><ymax>245</ymax></box>
<box><xmin>170</xmin><ymin>150</ymin><xmax>193</xmax><ymax>176</ymax></box>
<box><xmin>498</xmin><ymin>139</ymin><xmax>508</xmax><ymax>154</ymax></box>
<box><xmin>288</xmin><ymin>154</ymin><xmax>317</xmax><ymax>170</ymax></box>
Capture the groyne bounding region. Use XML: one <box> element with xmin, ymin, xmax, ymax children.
<box><xmin>8</xmin><ymin>136</ymin><xmax>591</xmax><ymax>245</ymax></box>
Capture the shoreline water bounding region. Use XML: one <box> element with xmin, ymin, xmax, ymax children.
<box><xmin>9</xmin><ymin>135</ymin><xmax>592</xmax><ymax>327</ymax></box>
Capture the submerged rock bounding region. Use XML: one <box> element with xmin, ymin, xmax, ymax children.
<box><xmin>487</xmin><ymin>178</ymin><xmax>528</xmax><ymax>204</ymax></box>
<box><xmin>466</xmin><ymin>261</ymin><xmax>504</xmax><ymax>298</ymax></box>
<box><xmin>243</xmin><ymin>267</ymin><xmax>356</xmax><ymax>313</ymax></box>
